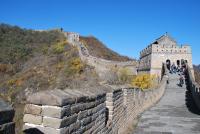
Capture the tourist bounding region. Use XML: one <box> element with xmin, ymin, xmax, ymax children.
<box><xmin>179</xmin><ymin>75</ymin><xmax>184</xmax><ymax>87</ymax></box>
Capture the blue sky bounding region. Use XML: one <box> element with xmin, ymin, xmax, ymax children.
<box><xmin>0</xmin><ymin>0</ymin><xmax>200</xmax><ymax>64</ymax></box>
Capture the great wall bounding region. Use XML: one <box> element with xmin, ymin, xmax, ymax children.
<box><xmin>64</xmin><ymin>32</ymin><xmax>137</xmax><ymax>80</ymax></box>
<box><xmin>1</xmin><ymin>32</ymin><xmax>200</xmax><ymax>134</ymax></box>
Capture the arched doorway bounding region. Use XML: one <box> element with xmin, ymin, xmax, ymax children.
<box><xmin>166</xmin><ymin>59</ymin><xmax>171</xmax><ymax>70</ymax></box>
<box><xmin>177</xmin><ymin>60</ymin><xmax>180</xmax><ymax>66</ymax></box>
<box><xmin>181</xmin><ymin>59</ymin><xmax>185</xmax><ymax>65</ymax></box>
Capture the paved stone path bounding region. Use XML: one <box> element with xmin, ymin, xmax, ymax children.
<box><xmin>134</xmin><ymin>73</ymin><xmax>200</xmax><ymax>134</ymax></box>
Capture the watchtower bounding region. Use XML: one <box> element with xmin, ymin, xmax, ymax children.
<box><xmin>138</xmin><ymin>33</ymin><xmax>194</xmax><ymax>79</ymax></box>
<box><xmin>64</xmin><ymin>32</ymin><xmax>79</xmax><ymax>45</ymax></box>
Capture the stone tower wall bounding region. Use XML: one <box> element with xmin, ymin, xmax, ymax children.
<box><xmin>138</xmin><ymin>35</ymin><xmax>194</xmax><ymax>78</ymax></box>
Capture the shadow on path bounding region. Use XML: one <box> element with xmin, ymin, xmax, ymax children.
<box><xmin>185</xmin><ymin>80</ymin><xmax>200</xmax><ymax>115</ymax></box>
<box><xmin>24</xmin><ymin>128</ymin><xmax>44</xmax><ymax>134</ymax></box>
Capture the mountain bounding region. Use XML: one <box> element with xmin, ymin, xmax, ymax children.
<box><xmin>80</xmin><ymin>36</ymin><xmax>133</xmax><ymax>61</ymax></box>
<box><xmin>0</xmin><ymin>24</ymin><xmax>135</xmax><ymax>133</ymax></box>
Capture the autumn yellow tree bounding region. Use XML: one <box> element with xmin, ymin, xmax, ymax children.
<box><xmin>131</xmin><ymin>73</ymin><xmax>157</xmax><ymax>90</ymax></box>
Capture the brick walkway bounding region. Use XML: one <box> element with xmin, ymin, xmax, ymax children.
<box><xmin>134</xmin><ymin>73</ymin><xmax>200</xmax><ymax>134</ymax></box>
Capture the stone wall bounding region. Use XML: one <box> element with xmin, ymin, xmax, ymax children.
<box><xmin>0</xmin><ymin>98</ymin><xmax>15</xmax><ymax>134</ymax></box>
<box><xmin>64</xmin><ymin>32</ymin><xmax>79</xmax><ymax>45</ymax></box>
<box><xmin>76</xmin><ymin>41</ymin><xmax>137</xmax><ymax>79</ymax></box>
<box><xmin>185</xmin><ymin>65</ymin><xmax>200</xmax><ymax>110</ymax></box>
<box><xmin>63</xmin><ymin>33</ymin><xmax>137</xmax><ymax>79</ymax></box>
<box><xmin>23</xmin><ymin>75</ymin><xmax>168</xmax><ymax>134</ymax></box>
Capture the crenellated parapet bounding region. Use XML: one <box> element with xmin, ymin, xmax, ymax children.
<box><xmin>23</xmin><ymin>74</ymin><xmax>168</xmax><ymax>134</ymax></box>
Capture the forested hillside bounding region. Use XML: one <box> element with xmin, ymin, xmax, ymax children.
<box><xmin>0</xmin><ymin>24</ymin><xmax>99</xmax><ymax>133</ymax></box>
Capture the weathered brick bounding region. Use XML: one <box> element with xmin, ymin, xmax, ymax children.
<box><xmin>78</xmin><ymin>110</ymin><xmax>88</xmax><ymax>120</ymax></box>
<box><xmin>69</xmin><ymin>122</ymin><xmax>81</xmax><ymax>133</ymax></box>
<box><xmin>42</xmin><ymin>105</ymin><xmax>70</xmax><ymax>118</ymax></box>
<box><xmin>23</xmin><ymin>114</ymin><xmax>42</xmax><ymax>125</ymax></box>
<box><xmin>87</xmin><ymin>109</ymin><xmax>93</xmax><ymax>116</ymax></box>
<box><xmin>43</xmin><ymin>117</ymin><xmax>62</xmax><ymax>129</ymax></box>
<box><xmin>76</xmin><ymin>96</ymin><xmax>88</xmax><ymax>103</ymax></box>
<box><xmin>27</xmin><ymin>89</ymin><xmax>76</xmax><ymax>106</ymax></box>
<box><xmin>24</xmin><ymin>104</ymin><xmax>42</xmax><ymax>115</ymax></box>
<box><xmin>85</xmin><ymin>121</ymin><xmax>95</xmax><ymax>132</ymax></box>
<box><xmin>81</xmin><ymin>117</ymin><xmax>92</xmax><ymax>126</ymax></box>
<box><xmin>71</xmin><ymin>103</ymin><xmax>87</xmax><ymax>114</ymax></box>
<box><xmin>62</xmin><ymin>114</ymin><xmax>78</xmax><ymax>127</ymax></box>
<box><xmin>43</xmin><ymin>114</ymin><xmax>78</xmax><ymax>129</ymax></box>
<box><xmin>86</xmin><ymin>102</ymin><xmax>96</xmax><ymax>109</ymax></box>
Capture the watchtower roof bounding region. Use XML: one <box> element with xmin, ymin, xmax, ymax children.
<box><xmin>153</xmin><ymin>33</ymin><xmax>177</xmax><ymax>45</ymax></box>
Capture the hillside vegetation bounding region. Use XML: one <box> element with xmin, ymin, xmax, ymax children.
<box><xmin>0</xmin><ymin>24</ymin><xmax>97</xmax><ymax>102</ymax></box>
<box><xmin>0</xmin><ymin>24</ymin><xmax>136</xmax><ymax>133</ymax></box>
<box><xmin>80</xmin><ymin>36</ymin><xmax>133</xmax><ymax>61</ymax></box>
<box><xmin>0</xmin><ymin>24</ymin><xmax>99</xmax><ymax>133</ymax></box>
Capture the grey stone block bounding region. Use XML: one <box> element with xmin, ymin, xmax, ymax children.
<box><xmin>23</xmin><ymin>114</ymin><xmax>42</xmax><ymax>125</ymax></box>
<box><xmin>69</xmin><ymin>122</ymin><xmax>81</xmax><ymax>133</ymax></box>
<box><xmin>43</xmin><ymin>114</ymin><xmax>78</xmax><ymax>129</ymax></box>
<box><xmin>24</xmin><ymin>104</ymin><xmax>42</xmax><ymax>115</ymax></box>
<box><xmin>78</xmin><ymin>110</ymin><xmax>88</xmax><ymax>120</ymax></box>
<box><xmin>86</xmin><ymin>102</ymin><xmax>96</xmax><ymax>109</ymax></box>
<box><xmin>43</xmin><ymin>117</ymin><xmax>62</xmax><ymax>129</ymax></box>
<box><xmin>81</xmin><ymin>117</ymin><xmax>92</xmax><ymax>126</ymax></box>
<box><xmin>27</xmin><ymin>89</ymin><xmax>76</xmax><ymax>106</ymax></box>
<box><xmin>42</xmin><ymin>105</ymin><xmax>70</xmax><ymax>118</ymax></box>
<box><xmin>71</xmin><ymin>103</ymin><xmax>86</xmax><ymax>114</ymax></box>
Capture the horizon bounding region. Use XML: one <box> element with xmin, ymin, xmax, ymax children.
<box><xmin>0</xmin><ymin>0</ymin><xmax>200</xmax><ymax>64</ymax></box>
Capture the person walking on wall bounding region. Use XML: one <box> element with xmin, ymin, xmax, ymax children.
<box><xmin>179</xmin><ymin>74</ymin><xmax>184</xmax><ymax>87</ymax></box>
